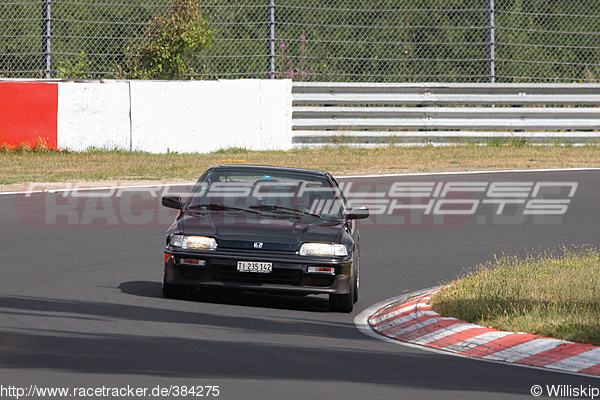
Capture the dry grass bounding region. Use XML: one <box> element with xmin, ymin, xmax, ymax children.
<box><xmin>1</xmin><ymin>144</ymin><xmax>600</xmax><ymax>190</ymax></box>
<box><xmin>430</xmin><ymin>246</ymin><xmax>600</xmax><ymax>345</ymax></box>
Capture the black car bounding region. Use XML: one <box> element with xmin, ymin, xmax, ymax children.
<box><xmin>161</xmin><ymin>165</ymin><xmax>369</xmax><ymax>312</ymax></box>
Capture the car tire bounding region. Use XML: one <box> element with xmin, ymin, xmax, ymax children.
<box><xmin>329</xmin><ymin>274</ymin><xmax>356</xmax><ymax>313</ymax></box>
<box><xmin>162</xmin><ymin>281</ymin><xmax>187</xmax><ymax>300</ymax></box>
<box><xmin>353</xmin><ymin>267</ymin><xmax>359</xmax><ymax>303</ymax></box>
<box><xmin>353</xmin><ymin>247</ymin><xmax>360</xmax><ymax>304</ymax></box>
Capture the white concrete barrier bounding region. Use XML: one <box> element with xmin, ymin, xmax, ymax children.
<box><xmin>130</xmin><ymin>79</ymin><xmax>292</xmax><ymax>153</ymax></box>
<box><xmin>3</xmin><ymin>78</ymin><xmax>292</xmax><ymax>153</ymax></box>
<box><xmin>57</xmin><ymin>81</ymin><xmax>131</xmax><ymax>151</ymax></box>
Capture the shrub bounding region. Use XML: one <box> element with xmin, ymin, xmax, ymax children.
<box><xmin>114</xmin><ymin>0</ymin><xmax>213</xmax><ymax>79</ymax></box>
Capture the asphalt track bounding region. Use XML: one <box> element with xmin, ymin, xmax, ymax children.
<box><xmin>1</xmin><ymin>169</ymin><xmax>599</xmax><ymax>399</ymax></box>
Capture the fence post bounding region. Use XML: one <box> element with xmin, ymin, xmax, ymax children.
<box><xmin>42</xmin><ymin>0</ymin><xmax>51</xmax><ymax>78</ymax></box>
<box><xmin>266</xmin><ymin>0</ymin><xmax>275</xmax><ymax>78</ymax></box>
<box><xmin>486</xmin><ymin>0</ymin><xmax>495</xmax><ymax>83</ymax></box>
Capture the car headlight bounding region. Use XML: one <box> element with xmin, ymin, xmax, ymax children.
<box><xmin>170</xmin><ymin>235</ymin><xmax>217</xmax><ymax>250</ymax></box>
<box><xmin>298</xmin><ymin>243</ymin><xmax>348</xmax><ymax>257</ymax></box>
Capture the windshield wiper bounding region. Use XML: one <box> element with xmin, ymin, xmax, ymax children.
<box><xmin>249</xmin><ymin>204</ymin><xmax>321</xmax><ymax>218</ymax></box>
<box><xmin>187</xmin><ymin>203</ymin><xmax>261</xmax><ymax>214</ymax></box>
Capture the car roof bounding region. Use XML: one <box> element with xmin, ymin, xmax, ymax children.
<box><xmin>205</xmin><ymin>164</ymin><xmax>331</xmax><ymax>178</ymax></box>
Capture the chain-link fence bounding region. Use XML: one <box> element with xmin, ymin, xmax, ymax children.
<box><xmin>1</xmin><ymin>0</ymin><xmax>600</xmax><ymax>82</ymax></box>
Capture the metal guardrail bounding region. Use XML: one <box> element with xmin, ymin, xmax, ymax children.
<box><xmin>291</xmin><ymin>83</ymin><xmax>600</xmax><ymax>146</ymax></box>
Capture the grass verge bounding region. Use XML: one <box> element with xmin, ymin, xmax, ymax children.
<box><xmin>2</xmin><ymin>143</ymin><xmax>600</xmax><ymax>189</ymax></box>
<box><xmin>430</xmin><ymin>246</ymin><xmax>600</xmax><ymax>346</ymax></box>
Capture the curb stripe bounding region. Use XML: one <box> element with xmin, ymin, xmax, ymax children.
<box><xmin>368</xmin><ymin>295</ymin><xmax>430</xmax><ymax>326</ymax></box>
<box><xmin>382</xmin><ymin>314</ymin><xmax>444</xmax><ymax>340</ymax></box>
<box><xmin>515</xmin><ymin>343</ymin><xmax>596</xmax><ymax>367</ymax></box>
<box><xmin>393</xmin><ymin>319</ymin><xmax>467</xmax><ymax>341</ymax></box>
<box><xmin>379</xmin><ymin>311</ymin><xmax>440</xmax><ymax>333</ymax></box>
<box><xmin>393</xmin><ymin>318</ymin><xmax>464</xmax><ymax>341</ymax></box>
<box><xmin>369</xmin><ymin>289</ymin><xmax>600</xmax><ymax>377</ymax></box>
<box><xmin>372</xmin><ymin>302</ymin><xmax>435</xmax><ymax>329</ymax></box>
<box><xmin>428</xmin><ymin>327</ymin><xmax>499</xmax><ymax>350</ymax></box>
<box><xmin>485</xmin><ymin>338</ymin><xmax>566</xmax><ymax>363</ymax></box>
<box><xmin>459</xmin><ymin>333</ymin><xmax>539</xmax><ymax>358</ymax></box>
<box><xmin>446</xmin><ymin>331</ymin><xmax>512</xmax><ymax>353</ymax></box>
<box><xmin>580</xmin><ymin>364</ymin><xmax>600</xmax><ymax>375</ymax></box>
<box><xmin>411</xmin><ymin>323</ymin><xmax>480</xmax><ymax>346</ymax></box>
<box><xmin>546</xmin><ymin>348</ymin><xmax>600</xmax><ymax>373</ymax></box>
<box><xmin>452</xmin><ymin>331</ymin><xmax>514</xmax><ymax>353</ymax></box>
<box><xmin>372</xmin><ymin>301</ymin><xmax>436</xmax><ymax>330</ymax></box>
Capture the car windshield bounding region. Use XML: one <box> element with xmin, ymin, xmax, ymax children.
<box><xmin>186</xmin><ymin>170</ymin><xmax>346</xmax><ymax>219</ymax></box>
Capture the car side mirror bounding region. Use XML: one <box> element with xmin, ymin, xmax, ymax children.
<box><xmin>347</xmin><ymin>206</ymin><xmax>369</xmax><ymax>220</ymax></box>
<box><xmin>162</xmin><ymin>195</ymin><xmax>183</xmax><ymax>210</ymax></box>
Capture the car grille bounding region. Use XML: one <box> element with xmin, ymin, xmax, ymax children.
<box><xmin>210</xmin><ymin>260</ymin><xmax>303</xmax><ymax>286</ymax></box>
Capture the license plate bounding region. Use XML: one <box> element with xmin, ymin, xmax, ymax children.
<box><xmin>237</xmin><ymin>261</ymin><xmax>273</xmax><ymax>273</ymax></box>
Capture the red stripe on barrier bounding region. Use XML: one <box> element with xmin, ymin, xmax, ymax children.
<box><xmin>0</xmin><ymin>82</ymin><xmax>58</xmax><ymax>149</ymax></box>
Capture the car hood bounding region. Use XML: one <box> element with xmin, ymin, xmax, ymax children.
<box><xmin>177</xmin><ymin>212</ymin><xmax>346</xmax><ymax>252</ymax></box>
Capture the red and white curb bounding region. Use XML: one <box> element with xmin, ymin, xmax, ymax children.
<box><xmin>367</xmin><ymin>289</ymin><xmax>600</xmax><ymax>377</ymax></box>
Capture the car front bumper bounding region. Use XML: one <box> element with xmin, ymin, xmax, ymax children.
<box><xmin>164</xmin><ymin>249</ymin><xmax>353</xmax><ymax>295</ymax></box>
